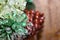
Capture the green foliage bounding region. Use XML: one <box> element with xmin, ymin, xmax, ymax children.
<box><xmin>26</xmin><ymin>2</ymin><xmax>35</xmax><ymax>10</ymax></box>
<box><xmin>26</xmin><ymin>0</ymin><xmax>33</xmax><ymax>2</ymax></box>
<box><xmin>0</xmin><ymin>0</ymin><xmax>36</xmax><ymax>40</ymax></box>
<box><xmin>0</xmin><ymin>12</ymin><xmax>28</xmax><ymax>40</ymax></box>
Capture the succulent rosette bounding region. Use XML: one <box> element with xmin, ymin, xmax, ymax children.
<box><xmin>0</xmin><ymin>11</ymin><xmax>28</xmax><ymax>37</ymax></box>
<box><xmin>0</xmin><ymin>12</ymin><xmax>29</xmax><ymax>40</ymax></box>
<box><xmin>0</xmin><ymin>0</ymin><xmax>30</xmax><ymax>40</ymax></box>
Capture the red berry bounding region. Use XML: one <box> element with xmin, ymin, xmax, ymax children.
<box><xmin>40</xmin><ymin>13</ymin><xmax>44</xmax><ymax>17</ymax></box>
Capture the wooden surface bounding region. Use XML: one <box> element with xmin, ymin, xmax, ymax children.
<box><xmin>33</xmin><ymin>0</ymin><xmax>60</xmax><ymax>40</ymax></box>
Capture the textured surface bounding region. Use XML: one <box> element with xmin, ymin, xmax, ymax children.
<box><xmin>33</xmin><ymin>0</ymin><xmax>60</xmax><ymax>40</ymax></box>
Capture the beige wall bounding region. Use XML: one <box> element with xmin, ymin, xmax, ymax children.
<box><xmin>34</xmin><ymin>0</ymin><xmax>60</xmax><ymax>40</ymax></box>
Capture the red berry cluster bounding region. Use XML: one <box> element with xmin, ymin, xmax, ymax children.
<box><xmin>24</xmin><ymin>9</ymin><xmax>44</xmax><ymax>36</ymax></box>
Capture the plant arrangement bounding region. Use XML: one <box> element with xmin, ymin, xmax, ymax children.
<box><xmin>0</xmin><ymin>0</ymin><xmax>44</xmax><ymax>40</ymax></box>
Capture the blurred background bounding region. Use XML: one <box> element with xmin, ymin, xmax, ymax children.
<box><xmin>32</xmin><ymin>0</ymin><xmax>60</xmax><ymax>40</ymax></box>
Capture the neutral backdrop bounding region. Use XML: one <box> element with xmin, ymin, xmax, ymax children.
<box><xmin>34</xmin><ymin>0</ymin><xmax>60</xmax><ymax>40</ymax></box>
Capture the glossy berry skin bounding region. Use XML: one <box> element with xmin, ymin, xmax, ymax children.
<box><xmin>24</xmin><ymin>9</ymin><xmax>44</xmax><ymax>36</ymax></box>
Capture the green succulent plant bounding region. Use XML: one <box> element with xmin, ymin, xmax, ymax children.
<box><xmin>0</xmin><ymin>11</ymin><xmax>28</xmax><ymax>40</ymax></box>
<box><xmin>0</xmin><ymin>0</ymin><xmax>35</xmax><ymax>40</ymax></box>
<box><xmin>0</xmin><ymin>0</ymin><xmax>28</xmax><ymax>40</ymax></box>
